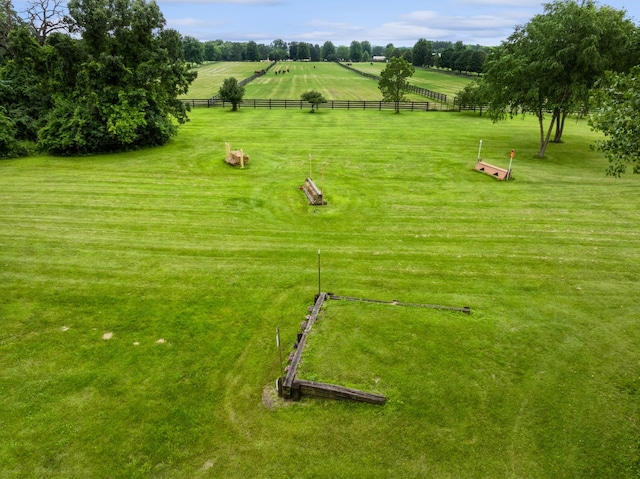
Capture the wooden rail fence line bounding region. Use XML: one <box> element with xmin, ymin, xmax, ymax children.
<box><xmin>328</xmin><ymin>294</ymin><xmax>471</xmax><ymax>314</ymax></box>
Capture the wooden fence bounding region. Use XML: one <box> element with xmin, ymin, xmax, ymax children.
<box><xmin>181</xmin><ymin>98</ymin><xmax>482</xmax><ymax>112</ymax></box>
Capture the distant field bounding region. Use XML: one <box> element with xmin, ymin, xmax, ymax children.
<box><xmin>185</xmin><ymin>61</ymin><xmax>431</xmax><ymax>101</ymax></box>
<box><xmin>183</xmin><ymin>61</ymin><xmax>271</xmax><ymax>98</ymax></box>
<box><xmin>345</xmin><ymin>62</ymin><xmax>474</xmax><ymax>99</ymax></box>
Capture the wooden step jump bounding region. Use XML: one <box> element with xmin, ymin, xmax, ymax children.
<box><xmin>474</xmin><ymin>160</ymin><xmax>510</xmax><ymax>180</ymax></box>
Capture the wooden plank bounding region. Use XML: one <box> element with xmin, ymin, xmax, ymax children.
<box><xmin>296</xmin><ymin>379</ymin><xmax>386</xmax><ymax>405</ymax></box>
<box><xmin>282</xmin><ymin>293</ymin><xmax>327</xmax><ymax>394</ymax></box>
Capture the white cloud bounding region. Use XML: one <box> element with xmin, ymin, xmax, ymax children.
<box><xmin>169</xmin><ymin>17</ymin><xmax>226</xmax><ymax>28</ymax></box>
<box><xmin>161</xmin><ymin>0</ymin><xmax>284</xmax><ymax>4</ymax></box>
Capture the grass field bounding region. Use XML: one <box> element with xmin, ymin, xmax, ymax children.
<box><xmin>182</xmin><ymin>62</ymin><xmax>270</xmax><ymax>98</ymax></box>
<box><xmin>1</xmin><ymin>106</ymin><xmax>639</xmax><ymax>478</ymax></box>
<box><xmin>346</xmin><ymin>62</ymin><xmax>473</xmax><ymax>98</ymax></box>
<box><xmin>185</xmin><ymin>61</ymin><xmax>433</xmax><ymax>101</ymax></box>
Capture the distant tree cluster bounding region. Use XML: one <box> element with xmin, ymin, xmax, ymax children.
<box><xmin>179</xmin><ymin>36</ymin><xmax>488</xmax><ymax>76</ymax></box>
<box><xmin>0</xmin><ymin>0</ymin><xmax>195</xmax><ymax>157</ymax></box>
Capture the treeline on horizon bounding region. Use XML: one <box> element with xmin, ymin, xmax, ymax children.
<box><xmin>183</xmin><ymin>37</ymin><xmax>489</xmax><ymax>74</ymax></box>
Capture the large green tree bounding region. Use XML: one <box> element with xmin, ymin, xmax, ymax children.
<box><xmin>183</xmin><ymin>35</ymin><xmax>204</xmax><ymax>63</ymax></box>
<box><xmin>244</xmin><ymin>40</ymin><xmax>260</xmax><ymax>61</ymax></box>
<box><xmin>462</xmin><ymin>0</ymin><xmax>636</xmax><ymax>158</ymax></box>
<box><xmin>589</xmin><ymin>66</ymin><xmax>640</xmax><ymax>177</ymax></box>
<box><xmin>349</xmin><ymin>40</ymin><xmax>362</xmax><ymax>62</ymax></box>
<box><xmin>301</xmin><ymin>90</ymin><xmax>326</xmax><ymax>113</ymax></box>
<box><xmin>412</xmin><ymin>38</ymin><xmax>431</xmax><ymax>67</ymax></box>
<box><xmin>218</xmin><ymin>77</ymin><xmax>244</xmax><ymax>111</ymax></box>
<box><xmin>378</xmin><ymin>57</ymin><xmax>415</xmax><ymax>113</ymax></box>
<box><xmin>36</xmin><ymin>0</ymin><xmax>196</xmax><ymax>154</ymax></box>
<box><xmin>320</xmin><ymin>41</ymin><xmax>335</xmax><ymax>61</ymax></box>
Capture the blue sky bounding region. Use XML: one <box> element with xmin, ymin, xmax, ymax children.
<box><xmin>156</xmin><ymin>0</ymin><xmax>640</xmax><ymax>47</ymax></box>
<box><xmin>11</xmin><ymin>0</ymin><xmax>640</xmax><ymax>47</ymax></box>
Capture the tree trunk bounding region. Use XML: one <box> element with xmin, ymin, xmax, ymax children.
<box><xmin>537</xmin><ymin>109</ymin><xmax>557</xmax><ymax>158</ymax></box>
<box><xmin>553</xmin><ymin>109</ymin><xmax>568</xmax><ymax>143</ymax></box>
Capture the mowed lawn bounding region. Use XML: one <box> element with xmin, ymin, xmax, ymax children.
<box><xmin>1</xmin><ymin>107</ymin><xmax>639</xmax><ymax>478</ymax></box>
<box><xmin>182</xmin><ymin>61</ymin><xmax>271</xmax><ymax>98</ymax></box>
<box><xmin>186</xmin><ymin>61</ymin><xmax>430</xmax><ymax>101</ymax></box>
<box><xmin>347</xmin><ymin>61</ymin><xmax>473</xmax><ymax>99</ymax></box>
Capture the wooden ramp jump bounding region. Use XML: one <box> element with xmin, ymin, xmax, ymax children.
<box><xmin>301</xmin><ymin>177</ymin><xmax>326</xmax><ymax>205</ymax></box>
<box><xmin>474</xmin><ymin>160</ymin><xmax>510</xmax><ymax>180</ymax></box>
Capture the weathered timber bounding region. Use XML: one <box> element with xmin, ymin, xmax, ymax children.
<box><xmin>224</xmin><ymin>142</ymin><xmax>250</xmax><ymax>167</ymax></box>
<box><xmin>295</xmin><ymin>379</ymin><xmax>386</xmax><ymax>405</ymax></box>
<box><xmin>282</xmin><ymin>292</ymin><xmax>327</xmax><ymax>398</ymax></box>
<box><xmin>328</xmin><ymin>294</ymin><xmax>470</xmax><ymax>314</ymax></box>
<box><xmin>301</xmin><ymin>178</ymin><xmax>326</xmax><ymax>206</ymax></box>
<box><xmin>473</xmin><ymin>160</ymin><xmax>509</xmax><ymax>180</ymax></box>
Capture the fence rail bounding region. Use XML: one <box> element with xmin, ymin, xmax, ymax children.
<box><xmin>182</xmin><ymin>98</ymin><xmax>484</xmax><ymax>112</ymax></box>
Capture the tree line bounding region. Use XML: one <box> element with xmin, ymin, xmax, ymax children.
<box><xmin>0</xmin><ymin>0</ymin><xmax>195</xmax><ymax>157</ymax></box>
<box><xmin>183</xmin><ymin>37</ymin><xmax>488</xmax><ymax>74</ymax></box>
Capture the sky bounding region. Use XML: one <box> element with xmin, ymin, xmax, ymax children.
<box><xmin>155</xmin><ymin>0</ymin><xmax>640</xmax><ymax>47</ymax></box>
<box><xmin>11</xmin><ymin>0</ymin><xmax>640</xmax><ymax>47</ymax></box>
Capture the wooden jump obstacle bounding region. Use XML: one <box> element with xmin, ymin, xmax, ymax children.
<box><xmin>473</xmin><ymin>140</ymin><xmax>512</xmax><ymax>180</ymax></box>
<box><xmin>224</xmin><ymin>142</ymin><xmax>249</xmax><ymax>168</ymax></box>
<box><xmin>301</xmin><ymin>177</ymin><xmax>326</xmax><ymax>205</ymax></box>
<box><xmin>474</xmin><ymin>160</ymin><xmax>510</xmax><ymax>180</ymax></box>
<box><xmin>280</xmin><ymin>292</ymin><xmax>386</xmax><ymax>405</ymax></box>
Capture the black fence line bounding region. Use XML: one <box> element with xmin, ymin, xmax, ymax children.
<box><xmin>182</xmin><ymin>98</ymin><xmax>487</xmax><ymax>112</ymax></box>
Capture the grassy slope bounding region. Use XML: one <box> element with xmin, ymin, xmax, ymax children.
<box><xmin>182</xmin><ymin>62</ymin><xmax>270</xmax><ymax>99</ymax></box>
<box><xmin>0</xmin><ymin>108</ymin><xmax>639</xmax><ymax>478</ymax></box>
<box><xmin>348</xmin><ymin>62</ymin><xmax>472</xmax><ymax>98</ymax></box>
<box><xmin>244</xmin><ymin>62</ymin><xmax>392</xmax><ymax>100</ymax></box>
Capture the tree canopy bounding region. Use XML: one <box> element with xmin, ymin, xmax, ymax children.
<box><xmin>459</xmin><ymin>0</ymin><xmax>637</xmax><ymax>158</ymax></box>
<box><xmin>378</xmin><ymin>57</ymin><xmax>415</xmax><ymax>113</ymax></box>
<box><xmin>0</xmin><ymin>0</ymin><xmax>196</xmax><ymax>155</ymax></box>
<box><xmin>218</xmin><ymin>77</ymin><xmax>245</xmax><ymax>111</ymax></box>
<box><xmin>301</xmin><ymin>90</ymin><xmax>326</xmax><ymax>112</ymax></box>
<box><xmin>589</xmin><ymin>67</ymin><xmax>640</xmax><ymax>177</ymax></box>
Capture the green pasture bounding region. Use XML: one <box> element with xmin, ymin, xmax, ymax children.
<box><xmin>244</xmin><ymin>61</ymin><xmax>430</xmax><ymax>100</ymax></box>
<box><xmin>1</xmin><ymin>107</ymin><xmax>639</xmax><ymax>478</ymax></box>
<box><xmin>182</xmin><ymin>61</ymin><xmax>270</xmax><ymax>98</ymax></box>
<box><xmin>186</xmin><ymin>61</ymin><xmax>428</xmax><ymax>101</ymax></box>
<box><xmin>346</xmin><ymin>62</ymin><xmax>473</xmax><ymax>98</ymax></box>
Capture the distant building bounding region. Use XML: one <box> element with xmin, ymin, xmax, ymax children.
<box><xmin>372</xmin><ymin>56</ymin><xmax>387</xmax><ymax>62</ymax></box>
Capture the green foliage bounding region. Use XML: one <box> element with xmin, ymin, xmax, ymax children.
<box><xmin>33</xmin><ymin>0</ymin><xmax>196</xmax><ymax>154</ymax></box>
<box><xmin>471</xmin><ymin>0</ymin><xmax>636</xmax><ymax>157</ymax></box>
<box><xmin>300</xmin><ymin>90</ymin><xmax>326</xmax><ymax>112</ymax></box>
<box><xmin>218</xmin><ymin>76</ymin><xmax>245</xmax><ymax>111</ymax></box>
<box><xmin>0</xmin><ymin>105</ymin><xmax>23</xmax><ymax>157</ymax></box>
<box><xmin>183</xmin><ymin>35</ymin><xmax>204</xmax><ymax>64</ymax></box>
<box><xmin>378</xmin><ymin>57</ymin><xmax>415</xmax><ymax>112</ymax></box>
<box><xmin>589</xmin><ymin>66</ymin><xmax>640</xmax><ymax>176</ymax></box>
<box><xmin>0</xmin><ymin>26</ymin><xmax>48</xmax><ymax>140</ymax></box>
<box><xmin>412</xmin><ymin>38</ymin><xmax>432</xmax><ymax>67</ymax></box>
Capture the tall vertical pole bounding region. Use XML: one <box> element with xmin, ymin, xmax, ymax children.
<box><xmin>276</xmin><ymin>326</ymin><xmax>284</xmax><ymax>393</ymax></box>
<box><xmin>317</xmin><ymin>249</ymin><xmax>321</xmax><ymax>296</ymax></box>
<box><xmin>477</xmin><ymin>139</ymin><xmax>483</xmax><ymax>162</ymax></box>
<box><xmin>508</xmin><ymin>149</ymin><xmax>514</xmax><ymax>179</ymax></box>
<box><xmin>321</xmin><ymin>166</ymin><xmax>325</xmax><ymax>205</ymax></box>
